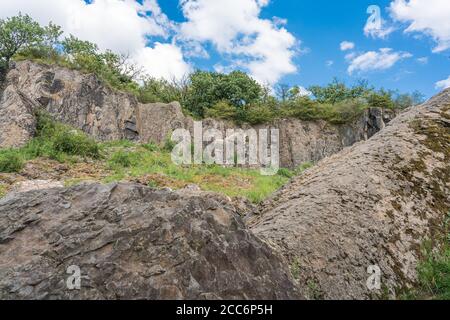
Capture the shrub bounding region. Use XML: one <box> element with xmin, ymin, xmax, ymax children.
<box><xmin>368</xmin><ymin>90</ymin><xmax>395</xmax><ymax>110</ymax></box>
<box><xmin>205</xmin><ymin>101</ymin><xmax>237</xmax><ymax>120</ymax></box>
<box><xmin>0</xmin><ymin>149</ymin><xmax>24</xmax><ymax>173</ymax></box>
<box><xmin>163</xmin><ymin>135</ymin><xmax>176</xmax><ymax>152</ymax></box>
<box><xmin>327</xmin><ymin>99</ymin><xmax>368</xmax><ymax>124</ymax></box>
<box><xmin>52</xmin><ymin>130</ymin><xmax>100</xmax><ymax>159</ymax></box>
<box><xmin>21</xmin><ymin>112</ymin><xmax>101</xmax><ymax>161</ymax></box>
<box><xmin>241</xmin><ymin>103</ymin><xmax>276</xmax><ymax>125</ymax></box>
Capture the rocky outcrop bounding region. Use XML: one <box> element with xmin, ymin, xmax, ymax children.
<box><xmin>0</xmin><ymin>60</ymin><xmax>395</xmax><ymax>168</ymax></box>
<box><xmin>249</xmin><ymin>89</ymin><xmax>450</xmax><ymax>299</ymax></box>
<box><xmin>0</xmin><ymin>182</ymin><xmax>302</xmax><ymax>300</ymax></box>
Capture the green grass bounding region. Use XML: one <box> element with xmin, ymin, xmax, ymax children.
<box><xmin>0</xmin><ymin>112</ymin><xmax>102</xmax><ymax>173</ymax></box>
<box><xmin>0</xmin><ymin>113</ymin><xmax>304</xmax><ymax>203</ymax></box>
<box><xmin>417</xmin><ymin>247</ymin><xmax>450</xmax><ymax>299</ymax></box>
<box><xmin>401</xmin><ymin>211</ymin><xmax>450</xmax><ymax>300</ymax></box>
<box><xmin>415</xmin><ymin>211</ymin><xmax>450</xmax><ymax>300</ymax></box>
<box><xmin>102</xmin><ymin>144</ymin><xmax>290</xmax><ymax>203</ymax></box>
<box><xmin>0</xmin><ymin>149</ymin><xmax>24</xmax><ymax>173</ymax></box>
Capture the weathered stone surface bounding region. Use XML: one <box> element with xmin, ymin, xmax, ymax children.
<box><xmin>0</xmin><ymin>182</ymin><xmax>302</xmax><ymax>300</ymax></box>
<box><xmin>0</xmin><ymin>60</ymin><xmax>395</xmax><ymax>167</ymax></box>
<box><xmin>249</xmin><ymin>89</ymin><xmax>450</xmax><ymax>299</ymax></box>
<box><xmin>0</xmin><ymin>85</ymin><xmax>37</xmax><ymax>148</ymax></box>
<box><xmin>11</xmin><ymin>179</ymin><xmax>64</xmax><ymax>193</ymax></box>
<box><xmin>136</xmin><ymin>101</ymin><xmax>189</xmax><ymax>145</ymax></box>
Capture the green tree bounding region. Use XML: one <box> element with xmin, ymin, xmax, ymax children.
<box><xmin>61</xmin><ymin>35</ymin><xmax>140</xmax><ymax>91</ymax></box>
<box><xmin>367</xmin><ymin>89</ymin><xmax>395</xmax><ymax>109</ymax></box>
<box><xmin>205</xmin><ymin>101</ymin><xmax>237</xmax><ymax>120</ymax></box>
<box><xmin>0</xmin><ymin>13</ymin><xmax>49</xmax><ymax>68</ymax></box>
<box><xmin>185</xmin><ymin>70</ymin><xmax>263</xmax><ymax>117</ymax></box>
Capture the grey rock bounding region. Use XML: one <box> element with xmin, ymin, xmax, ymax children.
<box><xmin>249</xmin><ymin>88</ymin><xmax>450</xmax><ymax>299</ymax></box>
<box><xmin>0</xmin><ymin>182</ymin><xmax>302</xmax><ymax>300</ymax></box>
<box><xmin>0</xmin><ymin>60</ymin><xmax>395</xmax><ymax>168</ymax></box>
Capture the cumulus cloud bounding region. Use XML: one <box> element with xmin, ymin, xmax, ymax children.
<box><xmin>0</xmin><ymin>0</ymin><xmax>191</xmax><ymax>80</ymax></box>
<box><xmin>133</xmin><ymin>43</ymin><xmax>193</xmax><ymax>80</ymax></box>
<box><xmin>340</xmin><ymin>41</ymin><xmax>355</xmax><ymax>51</ymax></box>
<box><xmin>390</xmin><ymin>0</ymin><xmax>450</xmax><ymax>52</ymax></box>
<box><xmin>178</xmin><ymin>0</ymin><xmax>298</xmax><ymax>85</ymax></box>
<box><xmin>436</xmin><ymin>76</ymin><xmax>450</xmax><ymax>90</ymax></box>
<box><xmin>346</xmin><ymin>48</ymin><xmax>412</xmax><ymax>74</ymax></box>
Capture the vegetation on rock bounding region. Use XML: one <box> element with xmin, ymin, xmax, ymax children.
<box><xmin>1</xmin><ymin>14</ymin><xmax>424</xmax><ymax>126</ymax></box>
<box><xmin>0</xmin><ymin>114</ymin><xmax>306</xmax><ymax>203</ymax></box>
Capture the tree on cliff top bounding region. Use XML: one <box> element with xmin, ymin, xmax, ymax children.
<box><xmin>0</xmin><ymin>13</ymin><xmax>61</xmax><ymax>70</ymax></box>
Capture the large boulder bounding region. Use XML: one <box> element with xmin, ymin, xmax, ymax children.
<box><xmin>249</xmin><ymin>89</ymin><xmax>450</xmax><ymax>299</ymax></box>
<box><xmin>0</xmin><ymin>183</ymin><xmax>302</xmax><ymax>300</ymax></box>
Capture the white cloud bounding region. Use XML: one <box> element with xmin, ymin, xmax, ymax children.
<box><xmin>390</xmin><ymin>0</ymin><xmax>450</xmax><ymax>52</ymax></box>
<box><xmin>178</xmin><ymin>0</ymin><xmax>298</xmax><ymax>85</ymax></box>
<box><xmin>326</xmin><ymin>60</ymin><xmax>334</xmax><ymax>67</ymax></box>
<box><xmin>416</xmin><ymin>57</ymin><xmax>428</xmax><ymax>64</ymax></box>
<box><xmin>364</xmin><ymin>21</ymin><xmax>395</xmax><ymax>39</ymax></box>
<box><xmin>340</xmin><ymin>41</ymin><xmax>355</xmax><ymax>51</ymax></box>
<box><xmin>0</xmin><ymin>0</ymin><xmax>191</xmax><ymax>80</ymax></box>
<box><xmin>436</xmin><ymin>76</ymin><xmax>450</xmax><ymax>90</ymax></box>
<box><xmin>347</xmin><ymin>48</ymin><xmax>412</xmax><ymax>74</ymax></box>
<box><xmin>133</xmin><ymin>43</ymin><xmax>192</xmax><ymax>80</ymax></box>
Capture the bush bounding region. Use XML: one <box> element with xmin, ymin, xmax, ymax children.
<box><xmin>21</xmin><ymin>112</ymin><xmax>101</xmax><ymax>161</ymax></box>
<box><xmin>205</xmin><ymin>101</ymin><xmax>237</xmax><ymax>120</ymax></box>
<box><xmin>53</xmin><ymin>130</ymin><xmax>100</xmax><ymax>158</ymax></box>
<box><xmin>241</xmin><ymin>103</ymin><xmax>276</xmax><ymax>124</ymax></box>
<box><xmin>0</xmin><ymin>149</ymin><xmax>24</xmax><ymax>173</ymax></box>
<box><xmin>368</xmin><ymin>90</ymin><xmax>395</xmax><ymax>109</ymax></box>
<box><xmin>327</xmin><ymin>99</ymin><xmax>368</xmax><ymax>124</ymax></box>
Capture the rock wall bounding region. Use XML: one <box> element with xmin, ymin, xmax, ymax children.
<box><xmin>249</xmin><ymin>88</ymin><xmax>450</xmax><ymax>299</ymax></box>
<box><xmin>0</xmin><ymin>60</ymin><xmax>395</xmax><ymax>168</ymax></box>
<box><xmin>0</xmin><ymin>183</ymin><xmax>302</xmax><ymax>300</ymax></box>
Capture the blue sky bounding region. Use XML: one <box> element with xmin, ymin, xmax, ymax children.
<box><xmin>157</xmin><ymin>0</ymin><xmax>450</xmax><ymax>98</ymax></box>
<box><xmin>1</xmin><ymin>0</ymin><xmax>449</xmax><ymax>98</ymax></box>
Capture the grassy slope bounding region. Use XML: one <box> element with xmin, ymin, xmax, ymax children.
<box><xmin>0</xmin><ymin>114</ymin><xmax>295</xmax><ymax>203</ymax></box>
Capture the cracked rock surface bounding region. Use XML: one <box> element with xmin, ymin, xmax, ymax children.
<box><xmin>250</xmin><ymin>89</ymin><xmax>450</xmax><ymax>299</ymax></box>
<box><xmin>0</xmin><ymin>183</ymin><xmax>302</xmax><ymax>300</ymax></box>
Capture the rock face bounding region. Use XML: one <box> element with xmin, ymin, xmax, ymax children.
<box><xmin>0</xmin><ymin>183</ymin><xmax>301</xmax><ymax>300</ymax></box>
<box><xmin>0</xmin><ymin>61</ymin><xmax>138</xmax><ymax>144</ymax></box>
<box><xmin>0</xmin><ymin>60</ymin><xmax>395</xmax><ymax>167</ymax></box>
<box><xmin>249</xmin><ymin>89</ymin><xmax>450</xmax><ymax>299</ymax></box>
